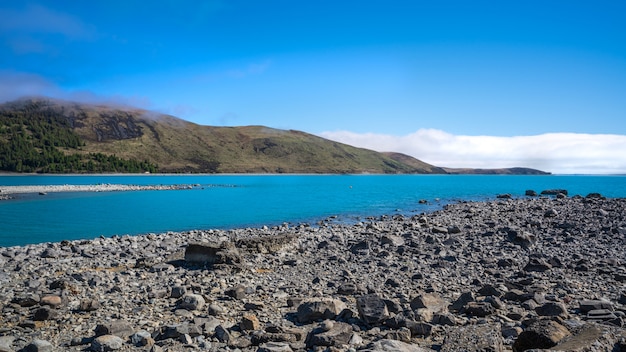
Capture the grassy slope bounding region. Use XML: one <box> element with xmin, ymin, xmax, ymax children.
<box><xmin>4</xmin><ymin>99</ymin><xmax>440</xmax><ymax>174</ymax></box>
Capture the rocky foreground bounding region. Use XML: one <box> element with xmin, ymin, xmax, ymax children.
<box><xmin>1</xmin><ymin>192</ymin><xmax>625</xmax><ymax>352</ymax></box>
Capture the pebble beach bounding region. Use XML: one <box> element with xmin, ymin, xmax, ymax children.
<box><xmin>1</xmin><ymin>192</ymin><xmax>625</xmax><ymax>351</ymax></box>
<box><xmin>0</xmin><ymin>184</ymin><xmax>198</xmax><ymax>200</ymax></box>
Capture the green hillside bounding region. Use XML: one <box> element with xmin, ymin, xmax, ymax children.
<box><xmin>0</xmin><ymin>98</ymin><xmax>442</xmax><ymax>174</ymax></box>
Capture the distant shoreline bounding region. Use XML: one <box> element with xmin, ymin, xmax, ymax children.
<box><xmin>0</xmin><ymin>183</ymin><xmax>198</xmax><ymax>197</ymax></box>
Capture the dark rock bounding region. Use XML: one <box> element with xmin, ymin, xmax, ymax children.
<box><xmin>478</xmin><ymin>284</ymin><xmax>504</xmax><ymax>297</ymax></box>
<box><xmin>586</xmin><ymin>309</ymin><xmax>618</xmax><ymax>322</ymax></box>
<box><xmin>337</xmin><ymin>282</ymin><xmax>366</xmax><ymax>295</ymax></box>
<box><xmin>513</xmin><ymin>320</ymin><xmax>570</xmax><ymax>351</ymax></box>
<box><xmin>236</xmin><ymin>233</ymin><xmax>296</xmax><ymax>254</ymax></box>
<box><xmin>586</xmin><ymin>192</ymin><xmax>603</xmax><ymax>199</ymax></box>
<box><xmin>305</xmin><ymin>321</ymin><xmax>353</xmax><ymax>348</ymax></box>
<box><xmin>449</xmin><ymin>292</ymin><xmax>475</xmax><ymax>312</ymax></box>
<box><xmin>507</xmin><ymin>229</ymin><xmax>535</xmax><ymax>247</ymax></box>
<box><xmin>78</xmin><ymin>298</ymin><xmax>101</xmax><ymax>312</ymax></box>
<box><xmin>184</xmin><ymin>242</ymin><xmax>242</xmax><ymax>265</ymax></box>
<box><xmin>525</xmin><ymin>190</ymin><xmax>538</xmax><ymax>196</ymax></box>
<box><xmin>94</xmin><ymin>321</ymin><xmax>134</xmax><ymax>338</ymax></box>
<box><xmin>464</xmin><ymin>301</ymin><xmax>495</xmax><ymax>317</ymax></box>
<box><xmin>33</xmin><ymin>306</ymin><xmax>56</xmax><ymax>321</ymax></box>
<box><xmin>225</xmin><ymin>285</ymin><xmax>247</xmax><ymax>300</ymax></box>
<box><xmin>12</xmin><ymin>294</ymin><xmax>39</xmax><ymax>307</ymax></box>
<box><xmin>240</xmin><ymin>313</ymin><xmax>261</xmax><ymax>331</ymax></box>
<box><xmin>579</xmin><ymin>299</ymin><xmax>613</xmax><ymax>313</ymax></box>
<box><xmin>170</xmin><ymin>286</ymin><xmax>186</xmax><ymax>298</ymax></box>
<box><xmin>214</xmin><ymin>325</ymin><xmax>231</xmax><ymax>343</ymax></box>
<box><xmin>357</xmin><ymin>294</ymin><xmax>390</xmax><ymax>325</ymax></box>
<box><xmin>535</xmin><ymin>301</ymin><xmax>568</xmax><ymax>318</ymax></box>
<box><xmin>524</xmin><ymin>256</ymin><xmax>552</xmax><ymax>272</ymax></box>
<box><xmin>497</xmin><ymin>193</ymin><xmax>512</xmax><ymax>199</ymax></box>
<box><xmin>177</xmin><ymin>293</ymin><xmax>205</xmax><ymax>310</ymax></box>
<box><xmin>405</xmin><ymin>321</ymin><xmax>433</xmax><ymax>337</ymax></box>
<box><xmin>541</xmin><ymin>189</ymin><xmax>568</xmax><ymax>196</ymax></box>
<box><xmin>410</xmin><ymin>293</ymin><xmax>448</xmax><ymax>313</ymax></box>
<box><xmin>22</xmin><ymin>339</ymin><xmax>54</xmax><ymax>352</ymax></box>
<box><xmin>130</xmin><ymin>330</ymin><xmax>153</xmax><ymax>347</ymax></box>
<box><xmin>385</xmin><ymin>327</ymin><xmax>411</xmax><ymax>342</ymax></box>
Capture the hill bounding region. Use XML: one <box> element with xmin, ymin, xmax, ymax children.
<box><xmin>0</xmin><ymin>98</ymin><xmax>442</xmax><ymax>174</ymax></box>
<box><xmin>442</xmin><ymin>167</ymin><xmax>551</xmax><ymax>175</ymax></box>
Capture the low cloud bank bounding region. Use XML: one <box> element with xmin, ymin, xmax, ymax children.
<box><xmin>320</xmin><ymin>129</ymin><xmax>626</xmax><ymax>175</ymax></box>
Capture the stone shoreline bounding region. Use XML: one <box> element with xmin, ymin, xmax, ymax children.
<box><xmin>0</xmin><ymin>184</ymin><xmax>199</xmax><ymax>199</ymax></box>
<box><xmin>1</xmin><ymin>192</ymin><xmax>625</xmax><ymax>351</ymax></box>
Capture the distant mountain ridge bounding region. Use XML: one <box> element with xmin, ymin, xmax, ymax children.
<box><xmin>0</xmin><ymin>98</ymin><xmax>550</xmax><ymax>174</ymax></box>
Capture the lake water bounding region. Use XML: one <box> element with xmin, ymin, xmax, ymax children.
<box><xmin>1</xmin><ymin>174</ymin><xmax>625</xmax><ymax>247</ymax></box>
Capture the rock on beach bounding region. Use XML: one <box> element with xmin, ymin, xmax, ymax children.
<box><xmin>0</xmin><ymin>195</ymin><xmax>625</xmax><ymax>351</ymax></box>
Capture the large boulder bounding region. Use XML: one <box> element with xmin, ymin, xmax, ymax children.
<box><xmin>184</xmin><ymin>242</ymin><xmax>242</xmax><ymax>265</ymax></box>
<box><xmin>296</xmin><ymin>299</ymin><xmax>347</xmax><ymax>324</ymax></box>
<box><xmin>513</xmin><ymin>320</ymin><xmax>570</xmax><ymax>351</ymax></box>
<box><xmin>357</xmin><ymin>294</ymin><xmax>390</xmax><ymax>325</ymax></box>
<box><xmin>236</xmin><ymin>233</ymin><xmax>296</xmax><ymax>253</ymax></box>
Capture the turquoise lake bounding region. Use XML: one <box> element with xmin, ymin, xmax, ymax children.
<box><xmin>1</xmin><ymin>174</ymin><xmax>625</xmax><ymax>247</ymax></box>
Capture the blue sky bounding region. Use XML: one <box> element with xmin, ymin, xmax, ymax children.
<box><xmin>1</xmin><ymin>1</ymin><xmax>625</xmax><ymax>173</ymax></box>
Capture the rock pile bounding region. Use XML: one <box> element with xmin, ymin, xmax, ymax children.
<box><xmin>1</xmin><ymin>193</ymin><xmax>625</xmax><ymax>351</ymax></box>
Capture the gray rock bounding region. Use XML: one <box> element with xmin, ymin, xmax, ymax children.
<box><xmin>524</xmin><ymin>256</ymin><xmax>552</xmax><ymax>272</ymax></box>
<box><xmin>236</xmin><ymin>233</ymin><xmax>296</xmax><ymax>253</ymax></box>
<box><xmin>0</xmin><ymin>336</ymin><xmax>14</xmax><ymax>352</ymax></box>
<box><xmin>513</xmin><ymin>320</ymin><xmax>570</xmax><ymax>351</ymax></box>
<box><xmin>357</xmin><ymin>294</ymin><xmax>390</xmax><ymax>325</ymax></box>
<box><xmin>214</xmin><ymin>325</ymin><xmax>231</xmax><ymax>343</ymax></box>
<box><xmin>296</xmin><ymin>299</ymin><xmax>347</xmax><ymax>323</ymax></box>
<box><xmin>225</xmin><ymin>285</ymin><xmax>247</xmax><ymax>299</ymax></box>
<box><xmin>22</xmin><ymin>340</ymin><xmax>53</xmax><ymax>352</ymax></box>
<box><xmin>178</xmin><ymin>293</ymin><xmax>205</xmax><ymax>311</ymax></box>
<box><xmin>94</xmin><ymin>321</ymin><xmax>134</xmax><ymax>338</ymax></box>
<box><xmin>91</xmin><ymin>335</ymin><xmax>124</xmax><ymax>351</ymax></box>
<box><xmin>463</xmin><ymin>301</ymin><xmax>495</xmax><ymax>317</ymax></box>
<box><xmin>170</xmin><ymin>286</ymin><xmax>186</xmax><ymax>298</ymax></box>
<box><xmin>410</xmin><ymin>293</ymin><xmax>448</xmax><ymax>313</ymax></box>
<box><xmin>449</xmin><ymin>292</ymin><xmax>475</xmax><ymax>312</ymax></box>
<box><xmin>184</xmin><ymin>242</ymin><xmax>242</xmax><ymax>265</ymax></box>
<box><xmin>78</xmin><ymin>298</ymin><xmax>101</xmax><ymax>312</ymax></box>
<box><xmin>579</xmin><ymin>299</ymin><xmax>613</xmax><ymax>313</ymax></box>
<box><xmin>130</xmin><ymin>330</ymin><xmax>153</xmax><ymax>347</ymax></box>
<box><xmin>536</xmin><ymin>301</ymin><xmax>568</xmax><ymax>317</ymax></box>
<box><xmin>541</xmin><ymin>189</ymin><xmax>568</xmax><ymax>196</ymax></box>
<box><xmin>305</xmin><ymin>321</ymin><xmax>353</xmax><ymax>348</ymax></box>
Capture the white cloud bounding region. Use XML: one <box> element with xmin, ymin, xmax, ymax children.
<box><xmin>0</xmin><ymin>4</ymin><xmax>94</xmax><ymax>40</ymax></box>
<box><xmin>319</xmin><ymin>129</ymin><xmax>626</xmax><ymax>174</ymax></box>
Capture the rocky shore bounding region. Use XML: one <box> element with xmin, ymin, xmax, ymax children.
<box><xmin>1</xmin><ymin>192</ymin><xmax>625</xmax><ymax>351</ymax></box>
<box><xmin>0</xmin><ymin>184</ymin><xmax>200</xmax><ymax>199</ymax></box>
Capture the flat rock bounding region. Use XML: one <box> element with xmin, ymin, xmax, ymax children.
<box><xmin>184</xmin><ymin>242</ymin><xmax>242</xmax><ymax>265</ymax></box>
